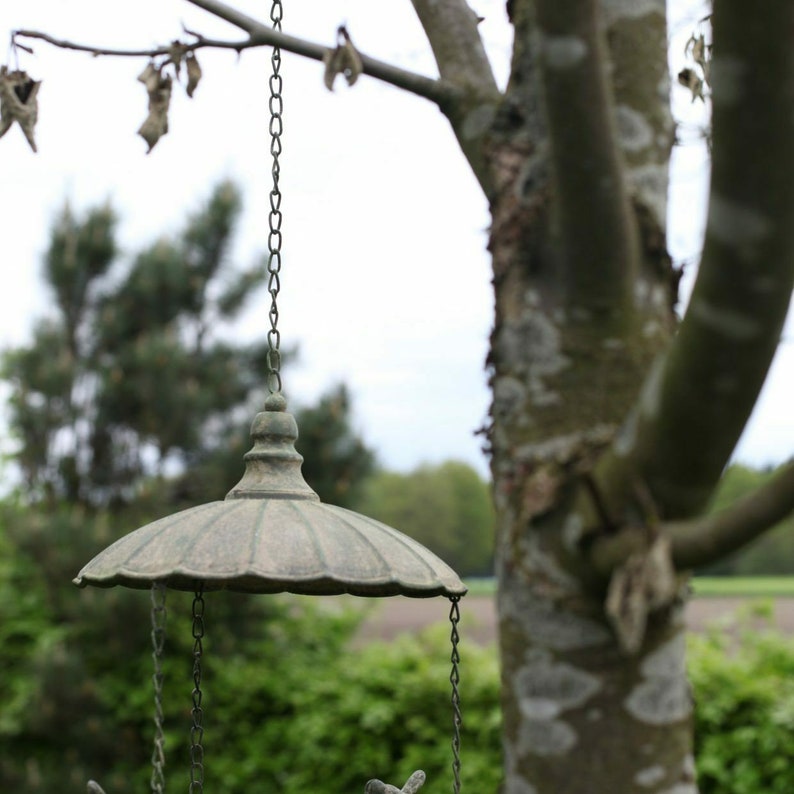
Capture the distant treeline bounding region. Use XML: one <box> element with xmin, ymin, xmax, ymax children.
<box><xmin>700</xmin><ymin>464</ymin><xmax>794</xmax><ymax>577</ymax></box>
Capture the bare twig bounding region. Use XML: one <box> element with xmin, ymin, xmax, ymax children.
<box><xmin>13</xmin><ymin>28</ymin><xmax>254</xmax><ymax>58</ymax></box>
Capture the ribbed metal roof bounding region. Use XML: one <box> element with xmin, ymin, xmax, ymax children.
<box><xmin>74</xmin><ymin>396</ymin><xmax>467</xmax><ymax>599</ymax></box>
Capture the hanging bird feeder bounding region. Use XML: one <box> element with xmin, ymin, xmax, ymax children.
<box><xmin>74</xmin><ymin>4</ymin><xmax>467</xmax><ymax>794</ymax></box>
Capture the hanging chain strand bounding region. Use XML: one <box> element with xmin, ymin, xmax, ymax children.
<box><xmin>449</xmin><ymin>596</ymin><xmax>462</xmax><ymax>794</ymax></box>
<box><xmin>266</xmin><ymin>0</ymin><xmax>284</xmax><ymax>395</ymax></box>
<box><xmin>189</xmin><ymin>585</ymin><xmax>205</xmax><ymax>794</ymax></box>
<box><xmin>150</xmin><ymin>582</ymin><xmax>168</xmax><ymax>794</ymax></box>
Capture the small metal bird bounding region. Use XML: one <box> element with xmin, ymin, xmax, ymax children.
<box><xmin>365</xmin><ymin>770</ymin><xmax>426</xmax><ymax>794</ymax></box>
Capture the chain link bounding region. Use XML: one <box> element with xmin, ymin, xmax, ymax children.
<box><xmin>150</xmin><ymin>582</ymin><xmax>168</xmax><ymax>794</ymax></box>
<box><xmin>449</xmin><ymin>597</ymin><xmax>462</xmax><ymax>794</ymax></box>
<box><xmin>189</xmin><ymin>585</ymin><xmax>205</xmax><ymax>794</ymax></box>
<box><xmin>266</xmin><ymin>0</ymin><xmax>284</xmax><ymax>395</ymax></box>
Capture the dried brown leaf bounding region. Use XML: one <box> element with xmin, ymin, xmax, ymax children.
<box><xmin>0</xmin><ymin>66</ymin><xmax>41</xmax><ymax>152</ymax></box>
<box><xmin>685</xmin><ymin>33</ymin><xmax>711</xmax><ymax>85</ymax></box>
<box><xmin>137</xmin><ymin>62</ymin><xmax>161</xmax><ymax>93</ymax></box>
<box><xmin>677</xmin><ymin>68</ymin><xmax>705</xmax><ymax>103</ymax></box>
<box><xmin>185</xmin><ymin>52</ymin><xmax>202</xmax><ymax>98</ymax></box>
<box><xmin>323</xmin><ymin>27</ymin><xmax>363</xmax><ymax>91</ymax></box>
<box><xmin>137</xmin><ymin>64</ymin><xmax>172</xmax><ymax>153</ymax></box>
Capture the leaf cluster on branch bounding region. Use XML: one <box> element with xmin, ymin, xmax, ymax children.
<box><xmin>7</xmin><ymin>12</ymin><xmax>373</xmax><ymax>154</ymax></box>
<box><xmin>136</xmin><ymin>44</ymin><xmax>203</xmax><ymax>151</ymax></box>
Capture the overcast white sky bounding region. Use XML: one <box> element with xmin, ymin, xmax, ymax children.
<box><xmin>0</xmin><ymin>0</ymin><xmax>791</xmax><ymax>484</ymax></box>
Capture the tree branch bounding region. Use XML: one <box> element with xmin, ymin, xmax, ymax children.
<box><xmin>184</xmin><ymin>0</ymin><xmax>452</xmax><ymax>105</ymax></box>
<box><xmin>599</xmin><ymin>0</ymin><xmax>673</xmax><ymax>245</ymax></box>
<box><xmin>408</xmin><ymin>0</ymin><xmax>501</xmax><ymax>194</ymax></box>
<box><xmin>535</xmin><ymin>0</ymin><xmax>638</xmax><ymax>315</ymax></box>
<box><xmin>587</xmin><ymin>461</ymin><xmax>794</xmax><ymax>576</ymax></box>
<box><xmin>587</xmin><ymin>0</ymin><xmax>794</xmax><ymax>521</ymax></box>
<box><xmin>409</xmin><ymin>0</ymin><xmax>498</xmax><ymax>96</ymax></box>
<box><xmin>668</xmin><ymin>460</ymin><xmax>794</xmax><ymax>570</ymax></box>
<box><xmin>16</xmin><ymin>0</ymin><xmax>453</xmax><ymax>107</ymax></box>
<box><xmin>187</xmin><ymin>0</ymin><xmax>502</xmax><ymax>192</ymax></box>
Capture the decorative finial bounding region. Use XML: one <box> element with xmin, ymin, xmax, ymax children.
<box><xmin>265</xmin><ymin>392</ymin><xmax>287</xmax><ymax>412</ymax></box>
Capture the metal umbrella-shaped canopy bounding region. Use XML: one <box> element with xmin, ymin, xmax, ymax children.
<box><xmin>74</xmin><ymin>394</ymin><xmax>467</xmax><ymax>599</ymax></box>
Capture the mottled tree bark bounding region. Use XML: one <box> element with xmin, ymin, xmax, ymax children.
<box><xmin>484</xmin><ymin>1</ymin><xmax>698</xmax><ymax>789</ymax></box>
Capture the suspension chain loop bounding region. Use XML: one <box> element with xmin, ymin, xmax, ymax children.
<box><xmin>449</xmin><ymin>596</ymin><xmax>462</xmax><ymax>794</ymax></box>
<box><xmin>150</xmin><ymin>582</ymin><xmax>168</xmax><ymax>794</ymax></box>
<box><xmin>266</xmin><ymin>0</ymin><xmax>284</xmax><ymax>395</ymax></box>
<box><xmin>189</xmin><ymin>585</ymin><xmax>205</xmax><ymax>794</ymax></box>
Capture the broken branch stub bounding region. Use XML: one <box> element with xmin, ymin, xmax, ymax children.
<box><xmin>137</xmin><ymin>62</ymin><xmax>172</xmax><ymax>153</ymax></box>
<box><xmin>0</xmin><ymin>66</ymin><xmax>41</xmax><ymax>152</ymax></box>
<box><xmin>605</xmin><ymin>535</ymin><xmax>678</xmax><ymax>654</ymax></box>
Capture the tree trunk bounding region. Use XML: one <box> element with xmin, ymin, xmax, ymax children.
<box><xmin>486</xmin><ymin>2</ymin><xmax>696</xmax><ymax>791</ymax></box>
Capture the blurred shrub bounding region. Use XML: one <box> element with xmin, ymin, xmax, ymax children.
<box><xmin>185</xmin><ymin>621</ymin><xmax>505</xmax><ymax>794</ymax></box>
<box><xmin>355</xmin><ymin>462</ymin><xmax>495</xmax><ymax>577</ymax></box>
<box><xmin>689</xmin><ymin>606</ymin><xmax>794</xmax><ymax>794</ymax></box>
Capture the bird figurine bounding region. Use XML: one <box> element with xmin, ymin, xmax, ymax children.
<box><xmin>365</xmin><ymin>770</ymin><xmax>426</xmax><ymax>794</ymax></box>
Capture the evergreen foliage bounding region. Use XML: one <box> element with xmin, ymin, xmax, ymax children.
<box><xmin>2</xmin><ymin>182</ymin><xmax>270</xmax><ymax>508</ymax></box>
<box><xmin>1</xmin><ymin>184</ymin><xmax>376</xmax><ymax>510</ymax></box>
<box><xmin>295</xmin><ymin>383</ymin><xmax>376</xmax><ymax>508</ymax></box>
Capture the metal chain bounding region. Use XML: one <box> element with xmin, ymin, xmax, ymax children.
<box><xmin>189</xmin><ymin>585</ymin><xmax>205</xmax><ymax>794</ymax></box>
<box><xmin>266</xmin><ymin>0</ymin><xmax>284</xmax><ymax>395</ymax></box>
<box><xmin>150</xmin><ymin>582</ymin><xmax>168</xmax><ymax>794</ymax></box>
<box><xmin>449</xmin><ymin>596</ymin><xmax>462</xmax><ymax>794</ymax></box>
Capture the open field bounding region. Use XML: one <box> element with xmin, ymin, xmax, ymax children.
<box><xmin>691</xmin><ymin>577</ymin><xmax>794</xmax><ymax>597</ymax></box>
<box><xmin>463</xmin><ymin>576</ymin><xmax>794</xmax><ymax>598</ymax></box>
<box><xmin>351</xmin><ymin>594</ymin><xmax>794</xmax><ymax>646</ymax></box>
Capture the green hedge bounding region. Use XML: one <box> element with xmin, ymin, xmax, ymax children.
<box><xmin>689</xmin><ymin>605</ymin><xmax>794</xmax><ymax>794</ymax></box>
<box><xmin>209</xmin><ymin>624</ymin><xmax>503</xmax><ymax>794</ymax></box>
